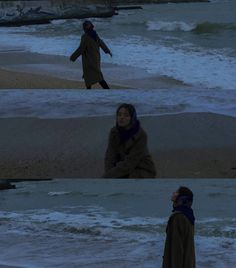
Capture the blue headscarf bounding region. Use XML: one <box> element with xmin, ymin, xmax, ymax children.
<box><xmin>83</xmin><ymin>20</ymin><xmax>98</xmax><ymax>41</ymax></box>
<box><xmin>173</xmin><ymin>205</ymin><xmax>195</xmax><ymax>225</ymax></box>
<box><xmin>116</xmin><ymin>103</ymin><xmax>140</xmax><ymax>142</ymax></box>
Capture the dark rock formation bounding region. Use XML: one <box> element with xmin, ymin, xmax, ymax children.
<box><xmin>0</xmin><ymin>179</ymin><xmax>16</xmax><ymax>190</ymax></box>
<box><xmin>0</xmin><ymin>0</ymin><xmax>209</xmax><ymax>26</ymax></box>
<box><xmin>0</xmin><ymin>0</ymin><xmax>115</xmax><ymax>26</ymax></box>
<box><xmin>0</xmin><ymin>0</ymin><xmax>211</xmax><ymax>27</ymax></box>
<box><xmin>110</xmin><ymin>0</ymin><xmax>209</xmax><ymax>4</ymax></box>
<box><xmin>114</xmin><ymin>6</ymin><xmax>143</xmax><ymax>10</ymax></box>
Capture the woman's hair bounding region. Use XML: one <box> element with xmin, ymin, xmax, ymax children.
<box><xmin>177</xmin><ymin>186</ymin><xmax>193</xmax><ymax>205</ymax></box>
<box><xmin>116</xmin><ymin>103</ymin><xmax>137</xmax><ymax>125</ymax></box>
<box><xmin>83</xmin><ymin>20</ymin><xmax>94</xmax><ymax>31</ymax></box>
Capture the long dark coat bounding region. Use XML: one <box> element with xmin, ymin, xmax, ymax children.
<box><xmin>162</xmin><ymin>212</ymin><xmax>196</xmax><ymax>268</ymax></box>
<box><xmin>103</xmin><ymin>126</ymin><xmax>156</xmax><ymax>178</ymax></box>
<box><xmin>70</xmin><ymin>33</ymin><xmax>110</xmax><ymax>87</ymax></box>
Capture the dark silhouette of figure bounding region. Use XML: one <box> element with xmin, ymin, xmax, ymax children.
<box><xmin>70</xmin><ymin>20</ymin><xmax>112</xmax><ymax>89</ymax></box>
<box><xmin>162</xmin><ymin>186</ymin><xmax>196</xmax><ymax>268</ymax></box>
<box><xmin>103</xmin><ymin>103</ymin><xmax>156</xmax><ymax>178</ymax></box>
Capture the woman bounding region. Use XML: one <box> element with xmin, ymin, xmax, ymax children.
<box><xmin>70</xmin><ymin>20</ymin><xmax>112</xmax><ymax>89</ymax></box>
<box><xmin>162</xmin><ymin>186</ymin><xmax>195</xmax><ymax>268</ymax></box>
<box><xmin>103</xmin><ymin>103</ymin><xmax>156</xmax><ymax>178</ymax></box>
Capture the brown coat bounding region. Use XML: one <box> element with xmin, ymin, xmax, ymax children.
<box><xmin>70</xmin><ymin>33</ymin><xmax>110</xmax><ymax>87</ymax></box>
<box><xmin>162</xmin><ymin>212</ymin><xmax>196</xmax><ymax>268</ymax></box>
<box><xmin>103</xmin><ymin>126</ymin><xmax>156</xmax><ymax>178</ymax></box>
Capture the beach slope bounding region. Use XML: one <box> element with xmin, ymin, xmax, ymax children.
<box><xmin>1</xmin><ymin>113</ymin><xmax>235</xmax><ymax>179</ymax></box>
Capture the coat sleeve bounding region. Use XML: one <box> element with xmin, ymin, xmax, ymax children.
<box><xmin>104</xmin><ymin>131</ymin><xmax>119</xmax><ymax>173</ymax></box>
<box><xmin>98</xmin><ymin>37</ymin><xmax>111</xmax><ymax>54</ymax></box>
<box><xmin>103</xmin><ymin>132</ymin><xmax>147</xmax><ymax>178</ymax></box>
<box><xmin>168</xmin><ymin>214</ymin><xmax>188</xmax><ymax>267</ymax></box>
<box><xmin>70</xmin><ymin>35</ymin><xmax>86</xmax><ymax>62</ymax></box>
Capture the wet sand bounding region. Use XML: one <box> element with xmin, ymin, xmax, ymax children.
<box><xmin>1</xmin><ymin>113</ymin><xmax>235</xmax><ymax>179</ymax></box>
<box><xmin>0</xmin><ymin>49</ymin><xmax>188</xmax><ymax>90</ymax></box>
<box><xmin>0</xmin><ymin>68</ymin><xmax>88</xmax><ymax>89</ymax></box>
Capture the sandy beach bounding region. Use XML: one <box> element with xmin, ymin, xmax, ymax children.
<box><xmin>0</xmin><ymin>113</ymin><xmax>235</xmax><ymax>179</ymax></box>
<box><xmin>0</xmin><ymin>48</ymin><xmax>188</xmax><ymax>90</ymax></box>
<box><xmin>0</xmin><ymin>47</ymin><xmax>127</xmax><ymax>89</ymax></box>
<box><xmin>0</xmin><ymin>48</ymin><xmax>235</xmax><ymax>179</ymax></box>
<box><xmin>0</xmin><ymin>67</ymin><xmax>87</xmax><ymax>89</ymax></box>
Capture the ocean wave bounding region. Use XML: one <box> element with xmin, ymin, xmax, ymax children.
<box><xmin>194</xmin><ymin>22</ymin><xmax>236</xmax><ymax>34</ymax></box>
<box><xmin>209</xmin><ymin>0</ymin><xmax>231</xmax><ymax>3</ymax></box>
<box><xmin>152</xmin><ymin>103</ymin><xmax>190</xmax><ymax>114</ymax></box>
<box><xmin>107</xmin><ymin>36</ymin><xmax>236</xmax><ymax>90</ymax></box>
<box><xmin>106</xmin><ymin>192</ymin><xmax>140</xmax><ymax>197</ymax></box>
<box><xmin>50</xmin><ymin>19</ymin><xmax>69</xmax><ymax>25</ymax></box>
<box><xmin>147</xmin><ymin>20</ymin><xmax>236</xmax><ymax>33</ymax></box>
<box><xmin>1</xmin><ymin>209</ymin><xmax>235</xmax><ymax>268</ymax></box>
<box><xmin>196</xmin><ymin>218</ymin><xmax>236</xmax><ymax>238</ymax></box>
<box><xmin>63</xmin><ymin>226</ymin><xmax>101</xmax><ymax>235</ymax></box>
<box><xmin>147</xmin><ymin>20</ymin><xmax>195</xmax><ymax>32</ymax></box>
<box><xmin>1</xmin><ymin>88</ymin><xmax>236</xmax><ymax>118</ymax></box>
<box><xmin>0</xmin><ymin>208</ymin><xmax>164</xmax><ymax>235</ymax></box>
<box><xmin>1</xmin><ymin>208</ymin><xmax>235</xmax><ymax>239</ymax></box>
<box><xmin>47</xmin><ymin>190</ymin><xmax>100</xmax><ymax>197</ymax></box>
<box><xmin>48</xmin><ymin>191</ymin><xmax>72</xmax><ymax>196</ymax></box>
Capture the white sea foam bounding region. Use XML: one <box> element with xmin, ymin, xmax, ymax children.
<box><xmin>198</xmin><ymin>218</ymin><xmax>230</xmax><ymax>223</ymax></box>
<box><xmin>0</xmin><ymin>208</ymin><xmax>235</xmax><ymax>267</ymax></box>
<box><xmin>19</xmin><ymin>209</ymin><xmax>166</xmax><ymax>229</ymax></box>
<box><xmin>0</xmin><ymin>89</ymin><xmax>235</xmax><ymax>118</ymax></box>
<box><xmin>106</xmin><ymin>36</ymin><xmax>236</xmax><ymax>90</ymax></box>
<box><xmin>50</xmin><ymin>19</ymin><xmax>68</xmax><ymax>25</ymax></box>
<box><xmin>48</xmin><ymin>191</ymin><xmax>72</xmax><ymax>196</ymax></box>
<box><xmin>0</xmin><ymin>31</ymin><xmax>75</xmax><ymax>56</ymax></box>
<box><xmin>147</xmin><ymin>20</ymin><xmax>196</xmax><ymax>32</ymax></box>
<box><xmin>1</xmin><ymin>208</ymin><xmax>235</xmax><ymax>236</ymax></box>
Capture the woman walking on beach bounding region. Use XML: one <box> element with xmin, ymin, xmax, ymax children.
<box><xmin>103</xmin><ymin>103</ymin><xmax>156</xmax><ymax>178</ymax></box>
<box><xmin>70</xmin><ymin>20</ymin><xmax>112</xmax><ymax>89</ymax></box>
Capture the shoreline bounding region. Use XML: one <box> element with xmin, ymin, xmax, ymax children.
<box><xmin>0</xmin><ymin>112</ymin><xmax>235</xmax><ymax>179</ymax></box>
<box><xmin>0</xmin><ymin>46</ymin><xmax>129</xmax><ymax>89</ymax></box>
<box><xmin>0</xmin><ymin>49</ymin><xmax>189</xmax><ymax>90</ymax></box>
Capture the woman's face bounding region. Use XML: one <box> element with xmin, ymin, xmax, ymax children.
<box><xmin>171</xmin><ymin>190</ymin><xmax>180</xmax><ymax>207</ymax></box>
<box><xmin>117</xmin><ymin>107</ymin><xmax>131</xmax><ymax>128</ymax></box>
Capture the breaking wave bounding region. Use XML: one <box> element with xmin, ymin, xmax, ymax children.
<box><xmin>147</xmin><ymin>20</ymin><xmax>195</xmax><ymax>32</ymax></box>
<box><xmin>194</xmin><ymin>22</ymin><xmax>236</xmax><ymax>34</ymax></box>
<box><xmin>147</xmin><ymin>20</ymin><xmax>236</xmax><ymax>33</ymax></box>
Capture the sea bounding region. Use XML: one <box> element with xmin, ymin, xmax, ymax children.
<box><xmin>0</xmin><ymin>0</ymin><xmax>236</xmax><ymax>118</ymax></box>
<box><xmin>0</xmin><ymin>179</ymin><xmax>235</xmax><ymax>268</ymax></box>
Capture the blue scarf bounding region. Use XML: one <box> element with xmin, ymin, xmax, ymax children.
<box><xmin>117</xmin><ymin>120</ymin><xmax>140</xmax><ymax>142</ymax></box>
<box><xmin>86</xmin><ymin>29</ymin><xmax>98</xmax><ymax>42</ymax></box>
<box><xmin>173</xmin><ymin>205</ymin><xmax>195</xmax><ymax>225</ymax></box>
